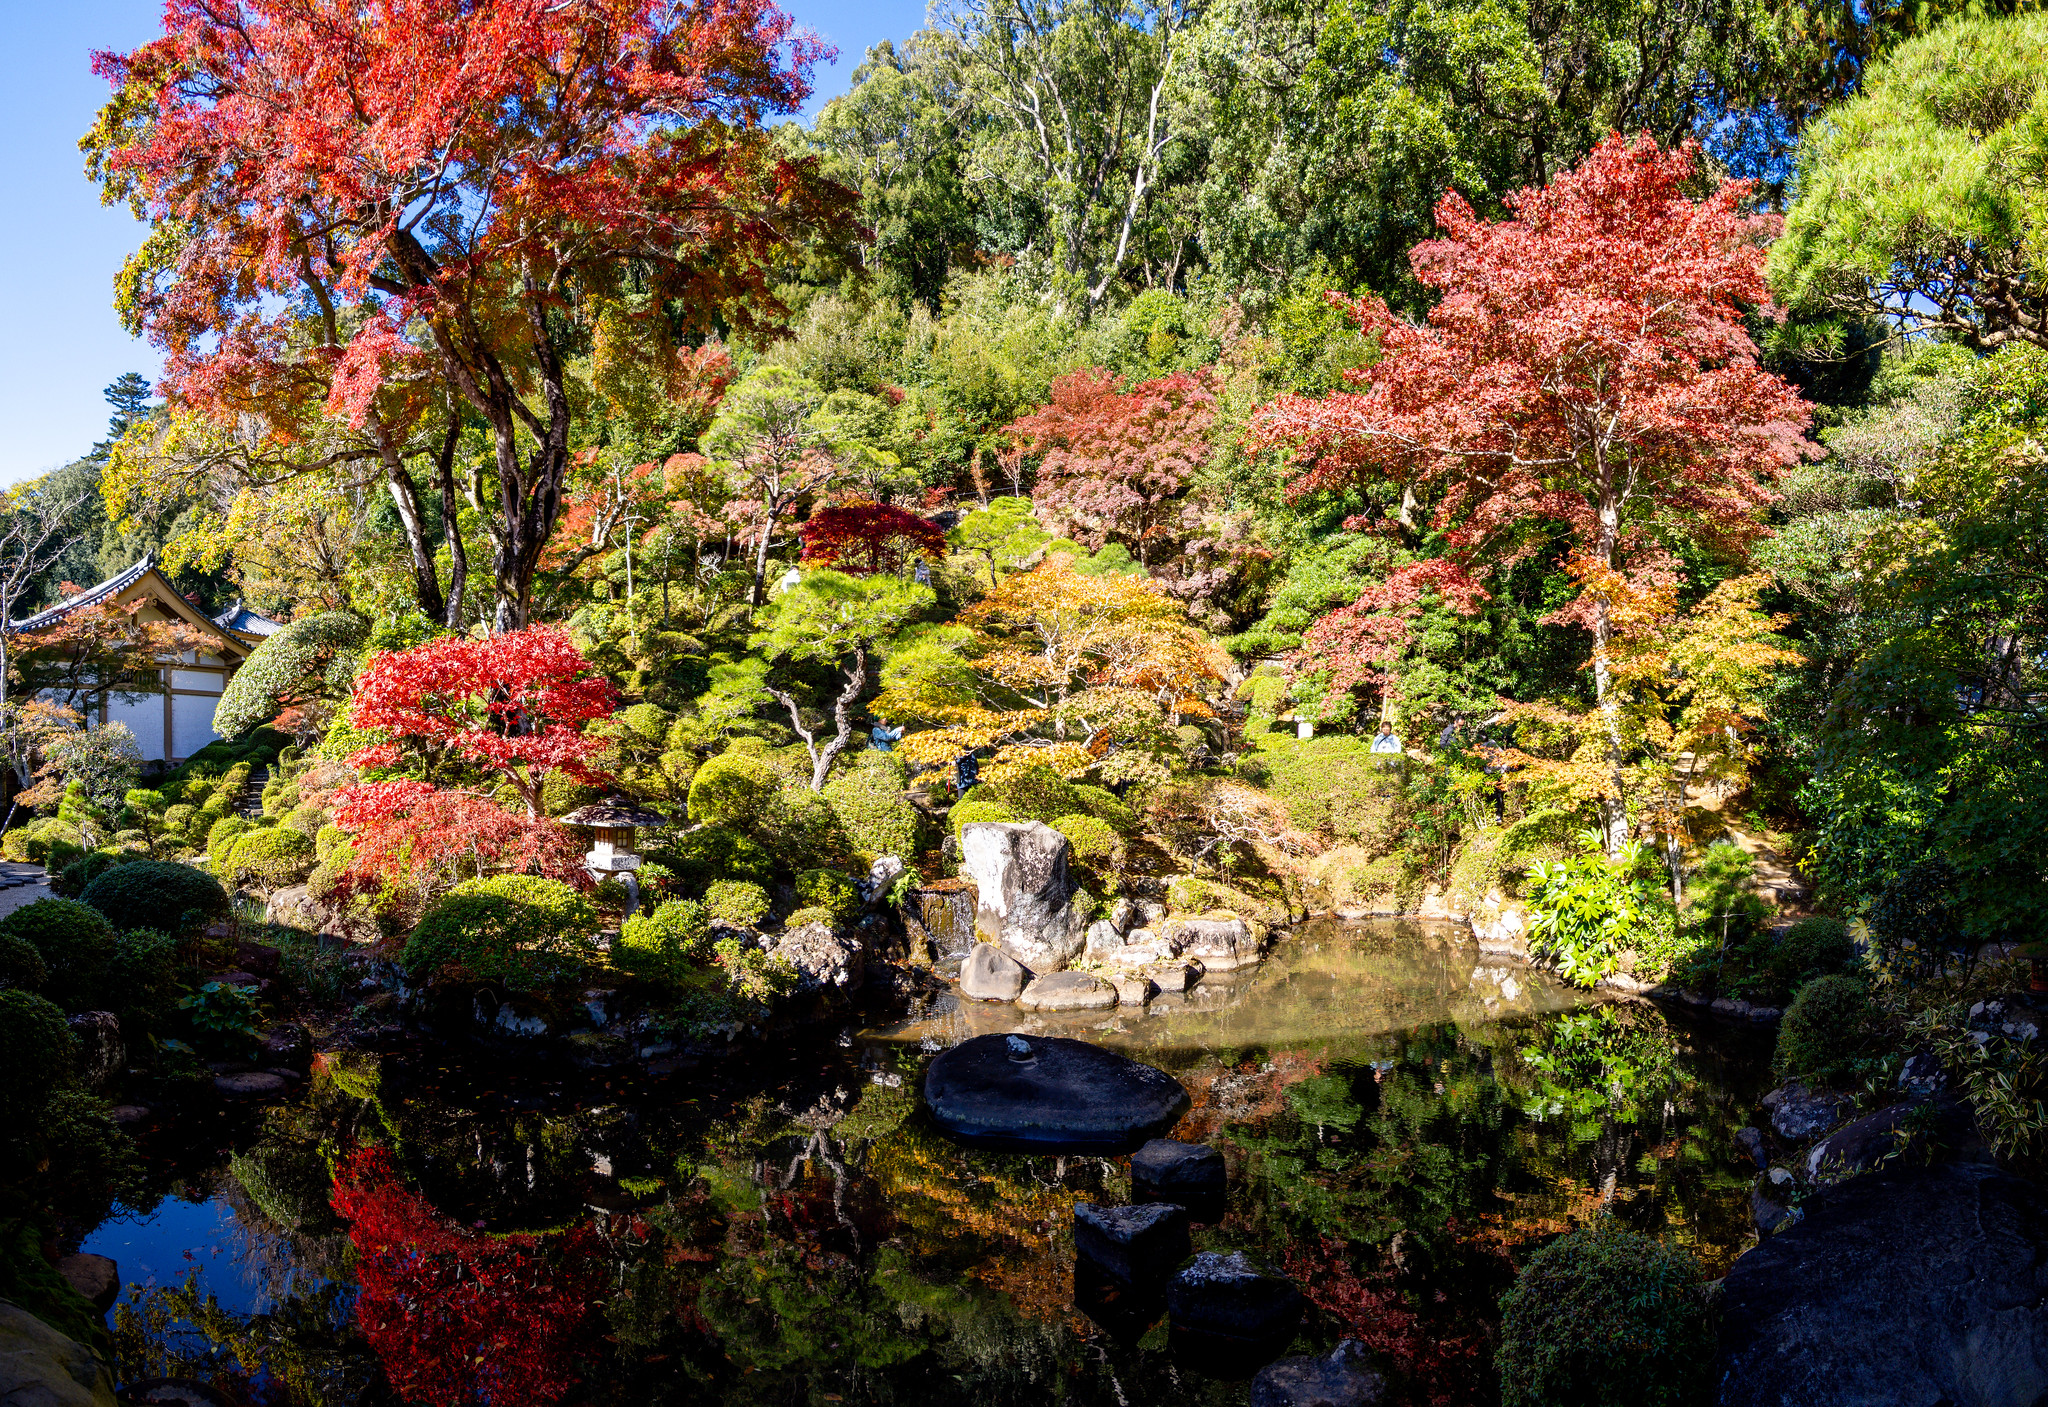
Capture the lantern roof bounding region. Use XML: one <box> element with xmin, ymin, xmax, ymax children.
<box><xmin>558</xmin><ymin>798</ymin><xmax>671</xmax><ymax>830</ymax></box>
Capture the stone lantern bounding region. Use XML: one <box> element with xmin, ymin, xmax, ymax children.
<box><xmin>559</xmin><ymin>798</ymin><xmax>670</xmax><ymax>914</ymax></box>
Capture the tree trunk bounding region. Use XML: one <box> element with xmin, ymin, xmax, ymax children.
<box><xmin>433</xmin><ymin>417</ymin><xmax>470</xmax><ymax>630</ymax></box>
<box><xmin>1590</xmin><ymin>485</ymin><xmax>1631</xmax><ymax>857</ymax></box>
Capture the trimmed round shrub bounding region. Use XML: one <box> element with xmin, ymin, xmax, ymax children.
<box><xmin>401</xmin><ymin>876</ymin><xmax>599</xmax><ymax>991</ymax></box>
<box><xmin>1167</xmin><ymin>875</ymin><xmax>1216</xmax><ymax>914</ymax></box>
<box><xmin>757</xmin><ymin>786</ymin><xmax>854</xmax><ymax>874</ymax></box>
<box><xmin>207</xmin><ymin>815</ymin><xmax>252</xmax><ymax>857</ymax></box>
<box><xmin>0</xmin><ymin>899</ymin><xmax>117</xmax><ymax>1011</ymax></box>
<box><xmin>223</xmin><ymin>828</ymin><xmax>316</xmax><ymax>892</ymax></box>
<box><xmin>55</xmin><ymin>850</ymin><xmax>129</xmax><ymax>900</ymax></box>
<box><xmin>984</xmin><ymin>765</ymin><xmax>1083</xmax><ymax>824</ymax></box>
<box><xmin>1052</xmin><ymin>814</ymin><xmax>1120</xmax><ymax>870</ymax></box>
<box><xmin>654</xmin><ymin>827</ymin><xmax>776</xmax><ymax>891</ymax></box>
<box><xmin>1497</xmin><ymin>1221</ymin><xmax>1715</xmax><ymax>1407</ymax></box>
<box><xmin>688</xmin><ymin>750</ymin><xmax>777</xmax><ymax>829</ymax></box>
<box><xmin>314</xmin><ymin>824</ymin><xmax>347</xmax><ymax>861</ymax></box>
<box><xmin>81</xmin><ymin>860</ymin><xmax>231</xmax><ymax>935</ymax></box>
<box><xmin>1071</xmin><ymin>783</ymin><xmax>1136</xmax><ymax>835</ymax></box>
<box><xmin>284</xmin><ymin>802</ymin><xmax>326</xmax><ymax>839</ymax></box>
<box><xmin>615</xmin><ymin>899</ymin><xmax>712</xmax><ymax>984</ymax></box>
<box><xmin>0</xmin><ymin>933</ymin><xmax>48</xmax><ymax>991</ymax></box>
<box><xmin>951</xmin><ymin>799</ymin><xmax>1019</xmax><ymax>840</ymax></box>
<box><xmin>162</xmin><ymin>803</ymin><xmax>198</xmax><ymax>837</ymax></box>
<box><xmin>0</xmin><ymin>989</ymin><xmax>76</xmax><ymax>1126</ymax></box>
<box><xmin>1774</xmin><ymin>973</ymin><xmax>1879</xmax><ymax>1086</ymax></box>
<box><xmin>823</xmin><ymin>763</ymin><xmax>925</xmax><ymax>863</ymax></box>
<box><xmin>1777</xmin><ymin>915</ymin><xmax>1858</xmax><ymax>983</ymax></box>
<box><xmin>181</xmin><ymin>779</ymin><xmax>219</xmax><ymax>807</ymax></box>
<box><xmin>704</xmin><ymin>880</ymin><xmax>770</xmax><ymax>929</ymax></box>
<box><xmin>794</xmin><ymin>868</ymin><xmax>860</xmax><ymax>924</ymax></box>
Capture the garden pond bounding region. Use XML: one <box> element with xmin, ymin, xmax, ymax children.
<box><xmin>88</xmin><ymin>917</ymin><xmax>1771</xmax><ymax>1406</ymax></box>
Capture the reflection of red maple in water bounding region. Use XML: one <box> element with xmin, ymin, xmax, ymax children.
<box><xmin>330</xmin><ymin>1149</ymin><xmax>603</xmax><ymax>1406</ymax></box>
<box><xmin>1283</xmin><ymin>1236</ymin><xmax>1495</xmax><ymax>1407</ymax></box>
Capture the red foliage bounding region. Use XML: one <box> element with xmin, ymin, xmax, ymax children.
<box><xmin>798</xmin><ymin>501</ymin><xmax>946</xmax><ymax>574</ymax></box>
<box><xmin>1291</xmin><ymin>559</ymin><xmax>1489</xmax><ymax>699</ymax></box>
<box><xmin>346</xmin><ymin>628</ymin><xmax>617</xmax><ymax>818</ymax></box>
<box><xmin>330</xmin><ymin>1147</ymin><xmax>603</xmax><ymax>1407</ymax></box>
<box><xmin>331</xmin><ymin>780</ymin><xmax>587</xmax><ymax>904</ymax></box>
<box><xmin>1007</xmin><ymin>368</ymin><xmax>1217</xmax><ymax>565</ymax></box>
<box><xmin>1253</xmin><ymin>135</ymin><xmax>1812</xmax><ymax>579</ymax></box>
<box><xmin>93</xmin><ymin>0</ymin><xmax>850</xmax><ymax>626</ymax></box>
<box><xmin>1281</xmin><ymin>1237</ymin><xmax>1493</xmax><ymax>1407</ymax></box>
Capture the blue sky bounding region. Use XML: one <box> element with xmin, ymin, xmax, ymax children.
<box><xmin>0</xmin><ymin>0</ymin><xmax>928</xmax><ymax>488</ymax></box>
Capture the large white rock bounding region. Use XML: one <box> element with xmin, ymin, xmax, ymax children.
<box><xmin>961</xmin><ymin>821</ymin><xmax>1087</xmax><ymax>972</ymax></box>
<box><xmin>1161</xmin><ymin>914</ymin><xmax>1262</xmax><ymax>971</ymax></box>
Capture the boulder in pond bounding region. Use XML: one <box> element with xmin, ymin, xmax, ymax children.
<box><xmin>961</xmin><ymin>821</ymin><xmax>1086</xmax><ymax>971</ymax></box>
<box><xmin>1163</xmin><ymin>914</ymin><xmax>1261</xmax><ymax>971</ymax></box>
<box><xmin>923</xmin><ymin>1033</ymin><xmax>1189</xmax><ymax>1153</ymax></box>
<box><xmin>1251</xmin><ymin>1340</ymin><xmax>1386</xmax><ymax>1407</ymax></box>
<box><xmin>771</xmin><ymin>920</ymin><xmax>863</xmax><ymax>996</ymax></box>
<box><xmin>959</xmin><ymin>941</ymin><xmax>1028</xmax><ymax>1002</ymax></box>
<box><xmin>55</xmin><ymin>1254</ymin><xmax>119</xmax><ymax>1315</ymax></box>
<box><xmin>214</xmin><ymin>1070</ymin><xmax>293</xmax><ymax>1100</ymax></box>
<box><xmin>1763</xmin><ymin>1080</ymin><xmax>1855</xmax><ymax>1142</ymax></box>
<box><xmin>1074</xmin><ymin>1202</ymin><xmax>1190</xmax><ymax>1286</ymax></box>
<box><xmin>1018</xmin><ymin>970</ymin><xmax>1117</xmax><ymax>1011</ymax></box>
<box><xmin>1112</xmin><ymin>974</ymin><xmax>1154</xmax><ymax>1006</ymax></box>
<box><xmin>1717</xmin><ymin>1162</ymin><xmax>2048</xmax><ymax>1406</ymax></box>
<box><xmin>1133</xmin><ymin>1138</ymin><xmax>1227</xmax><ymax>1211</ymax></box>
<box><xmin>66</xmin><ymin>1012</ymin><xmax>122</xmax><ymax>1091</ymax></box>
<box><xmin>1168</xmin><ymin>1250</ymin><xmax>1304</xmax><ymax>1374</ymax></box>
<box><xmin>0</xmin><ymin>1300</ymin><xmax>117</xmax><ymax>1406</ymax></box>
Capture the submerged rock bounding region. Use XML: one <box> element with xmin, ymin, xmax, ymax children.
<box><xmin>959</xmin><ymin>941</ymin><xmax>1028</xmax><ymax>1002</ymax></box>
<box><xmin>923</xmin><ymin>1033</ymin><xmax>1189</xmax><ymax>1153</ymax></box>
<box><xmin>1074</xmin><ymin>1202</ymin><xmax>1190</xmax><ymax>1286</ymax></box>
<box><xmin>1251</xmin><ymin>1340</ymin><xmax>1386</xmax><ymax>1407</ymax></box>
<box><xmin>960</xmin><ymin>821</ymin><xmax>1087</xmax><ymax>971</ymax></box>
<box><xmin>1168</xmin><ymin>1250</ymin><xmax>1304</xmax><ymax>1372</ymax></box>
<box><xmin>55</xmin><ymin>1254</ymin><xmax>119</xmax><ymax>1315</ymax></box>
<box><xmin>1162</xmin><ymin>915</ymin><xmax>1261</xmax><ymax>971</ymax></box>
<box><xmin>1112</xmin><ymin>974</ymin><xmax>1154</xmax><ymax>1005</ymax></box>
<box><xmin>1018</xmin><ymin>970</ymin><xmax>1117</xmax><ymax>1011</ymax></box>
<box><xmin>1718</xmin><ymin>1162</ymin><xmax>2048</xmax><ymax>1405</ymax></box>
<box><xmin>0</xmin><ymin>1300</ymin><xmax>117</xmax><ymax>1406</ymax></box>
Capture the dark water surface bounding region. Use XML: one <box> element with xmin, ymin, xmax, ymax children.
<box><xmin>90</xmin><ymin>918</ymin><xmax>1771</xmax><ymax>1406</ymax></box>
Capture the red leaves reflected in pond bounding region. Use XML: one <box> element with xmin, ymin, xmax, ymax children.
<box><xmin>329</xmin><ymin>1147</ymin><xmax>605</xmax><ymax>1406</ymax></box>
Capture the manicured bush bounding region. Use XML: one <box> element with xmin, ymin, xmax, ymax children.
<box><xmin>783</xmin><ymin>905</ymin><xmax>834</xmax><ymax>929</ymax></box>
<box><xmin>1166</xmin><ymin>875</ymin><xmax>1215</xmax><ymax>914</ymax></box>
<box><xmin>950</xmin><ymin>799</ymin><xmax>1019</xmax><ymax>840</ymax></box>
<box><xmin>704</xmin><ymin>880</ymin><xmax>770</xmax><ymax>929</ymax></box>
<box><xmin>1496</xmin><ymin>1220</ymin><xmax>1715</xmax><ymax>1407</ymax></box>
<box><xmin>1052</xmin><ymin>814</ymin><xmax>1120</xmax><ymax>870</ymax></box>
<box><xmin>55</xmin><ymin>850</ymin><xmax>129</xmax><ymax>900</ymax></box>
<box><xmin>1779</xmin><ymin>915</ymin><xmax>1858</xmax><ymax>975</ymax></box>
<box><xmin>756</xmin><ymin>785</ymin><xmax>855</xmax><ymax>874</ymax></box>
<box><xmin>182</xmin><ymin>779</ymin><xmax>218</xmax><ymax>807</ymax></box>
<box><xmin>688</xmin><ymin>750</ymin><xmax>777</xmax><ymax>828</ymax></box>
<box><xmin>823</xmin><ymin>762</ymin><xmax>925</xmax><ymax>862</ymax></box>
<box><xmin>207</xmin><ymin>815</ymin><xmax>252</xmax><ymax>856</ymax></box>
<box><xmin>0</xmin><ymin>900</ymin><xmax>117</xmax><ymax>1011</ymax></box>
<box><xmin>794</xmin><ymin>868</ymin><xmax>860</xmax><ymax>924</ymax></box>
<box><xmin>0</xmin><ymin>989</ymin><xmax>75</xmax><ymax>1126</ymax></box>
<box><xmin>0</xmin><ymin>933</ymin><xmax>47</xmax><ymax>991</ymax></box>
<box><xmin>315</xmin><ymin>823</ymin><xmax>347</xmax><ymax>861</ymax></box>
<box><xmin>401</xmin><ymin>875</ymin><xmax>600</xmax><ymax>991</ymax></box>
<box><xmin>284</xmin><ymin>802</ymin><xmax>326</xmax><ymax>839</ymax></box>
<box><xmin>653</xmin><ymin>827</ymin><xmax>776</xmax><ymax>891</ymax></box>
<box><xmin>162</xmin><ymin>803</ymin><xmax>198</xmax><ymax>837</ymax></box>
<box><xmin>984</xmin><ymin>765</ymin><xmax>1083</xmax><ymax>824</ymax></box>
<box><xmin>222</xmin><ymin>827</ymin><xmax>316</xmax><ymax>893</ymax></box>
<box><xmin>1071</xmin><ymin>784</ymin><xmax>1136</xmax><ymax>835</ymax></box>
<box><xmin>1774</xmin><ymin>973</ymin><xmax>1880</xmax><ymax>1086</ymax></box>
<box><xmin>615</xmin><ymin>899</ymin><xmax>712</xmax><ymax>984</ymax></box>
<box><xmin>80</xmin><ymin>859</ymin><xmax>231</xmax><ymax>935</ymax></box>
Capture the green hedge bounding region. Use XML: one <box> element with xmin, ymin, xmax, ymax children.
<box><xmin>80</xmin><ymin>861</ymin><xmax>230</xmax><ymax>935</ymax></box>
<box><xmin>0</xmin><ymin>989</ymin><xmax>75</xmax><ymax>1126</ymax></box>
<box><xmin>1774</xmin><ymin>974</ymin><xmax>1881</xmax><ymax>1086</ymax></box>
<box><xmin>0</xmin><ymin>900</ymin><xmax>116</xmax><ymax>1011</ymax></box>
<box><xmin>688</xmin><ymin>751</ymin><xmax>776</xmax><ymax>828</ymax></box>
<box><xmin>823</xmin><ymin>763</ymin><xmax>925</xmax><ymax>862</ymax></box>
<box><xmin>704</xmin><ymin>880</ymin><xmax>769</xmax><ymax>929</ymax></box>
<box><xmin>401</xmin><ymin>876</ymin><xmax>599</xmax><ymax>991</ymax></box>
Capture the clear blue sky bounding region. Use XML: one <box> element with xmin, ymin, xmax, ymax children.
<box><xmin>0</xmin><ymin>0</ymin><xmax>927</xmax><ymax>488</ymax></box>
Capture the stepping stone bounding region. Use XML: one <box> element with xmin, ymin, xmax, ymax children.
<box><xmin>1075</xmin><ymin>1202</ymin><xmax>1189</xmax><ymax>1286</ymax></box>
<box><xmin>214</xmin><ymin>1071</ymin><xmax>292</xmax><ymax>1099</ymax></box>
<box><xmin>1251</xmin><ymin>1340</ymin><xmax>1385</xmax><ymax>1407</ymax></box>
<box><xmin>1133</xmin><ymin>1137</ymin><xmax>1227</xmax><ymax>1219</ymax></box>
<box><xmin>923</xmin><ymin>1033</ymin><xmax>1188</xmax><ymax>1154</ymax></box>
<box><xmin>1167</xmin><ymin>1249</ymin><xmax>1303</xmax><ymax>1347</ymax></box>
<box><xmin>1019</xmin><ymin>970</ymin><xmax>1116</xmax><ymax>1011</ymax></box>
<box><xmin>1112</xmin><ymin>974</ymin><xmax>1154</xmax><ymax>1005</ymax></box>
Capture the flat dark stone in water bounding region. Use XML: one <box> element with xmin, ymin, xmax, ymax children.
<box><xmin>923</xmin><ymin>1033</ymin><xmax>1190</xmax><ymax>1154</ymax></box>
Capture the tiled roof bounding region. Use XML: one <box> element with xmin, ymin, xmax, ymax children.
<box><xmin>213</xmin><ymin>601</ymin><xmax>285</xmax><ymax>637</ymax></box>
<box><xmin>7</xmin><ymin>555</ymin><xmax>156</xmax><ymax>632</ymax></box>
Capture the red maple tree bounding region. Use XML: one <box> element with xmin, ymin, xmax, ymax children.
<box><xmin>1007</xmin><ymin>368</ymin><xmax>1217</xmax><ymax>566</ymax></box>
<box><xmin>1291</xmin><ymin>559</ymin><xmax>1490</xmax><ymax>715</ymax></box>
<box><xmin>331</xmin><ymin>779</ymin><xmax>586</xmax><ymax>911</ymax></box>
<box><xmin>330</xmin><ymin>1147</ymin><xmax>603</xmax><ymax>1407</ymax></box>
<box><xmin>798</xmin><ymin>502</ymin><xmax>946</xmax><ymax>575</ymax></box>
<box><xmin>88</xmin><ymin>0</ymin><xmax>853</xmax><ymax>630</ymax></box>
<box><xmin>1253</xmin><ymin>135</ymin><xmax>1812</xmax><ymax>843</ymax></box>
<box><xmin>347</xmin><ymin>628</ymin><xmax>617</xmax><ymax>818</ymax></box>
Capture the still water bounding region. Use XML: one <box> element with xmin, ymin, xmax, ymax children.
<box><xmin>90</xmin><ymin>918</ymin><xmax>1770</xmax><ymax>1406</ymax></box>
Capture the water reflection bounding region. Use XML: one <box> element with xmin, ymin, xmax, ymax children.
<box><xmin>99</xmin><ymin>919</ymin><xmax>1768</xmax><ymax>1407</ymax></box>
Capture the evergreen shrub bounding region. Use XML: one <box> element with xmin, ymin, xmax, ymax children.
<box><xmin>1774</xmin><ymin>974</ymin><xmax>1881</xmax><ymax>1085</ymax></box>
<box><xmin>616</xmin><ymin>900</ymin><xmax>712</xmax><ymax>984</ymax></box>
<box><xmin>823</xmin><ymin>761</ymin><xmax>924</xmax><ymax>861</ymax></box>
<box><xmin>704</xmin><ymin>880</ymin><xmax>770</xmax><ymax>929</ymax></box>
<box><xmin>0</xmin><ymin>989</ymin><xmax>75</xmax><ymax>1126</ymax></box>
<box><xmin>80</xmin><ymin>860</ymin><xmax>231</xmax><ymax>934</ymax></box>
<box><xmin>401</xmin><ymin>876</ymin><xmax>599</xmax><ymax>991</ymax></box>
<box><xmin>983</xmin><ymin>765</ymin><xmax>1082</xmax><ymax>823</ymax></box>
<box><xmin>951</xmin><ymin>800</ymin><xmax>1018</xmax><ymax>839</ymax></box>
<box><xmin>0</xmin><ymin>934</ymin><xmax>47</xmax><ymax>991</ymax></box>
<box><xmin>222</xmin><ymin>828</ymin><xmax>316</xmax><ymax>892</ymax></box>
<box><xmin>1071</xmin><ymin>784</ymin><xmax>1136</xmax><ymax>834</ymax></box>
<box><xmin>0</xmin><ymin>900</ymin><xmax>116</xmax><ymax>1011</ymax></box>
<box><xmin>207</xmin><ymin>815</ymin><xmax>251</xmax><ymax>856</ymax></box>
<box><xmin>784</xmin><ymin>905</ymin><xmax>834</xmax><ymax>929</ymax></box>
<box><xmin>654</xmin><ymin>827</ymin><xmax>776</xmax><ymax>891</ymax></box>
<box><xmin>794</xmin><ymin>868</ymin><xmax>859</xmax><ymax>923</ymax></box>
<box><xmin>1496</xmin><ymin>1220</ymin><xmax>1714</xmax><ymax>1407</ymax></box>
<box><xmin>688</xmin><ymin>751</ymin><xmax>777</xmax><ymax>828</ymax></box>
